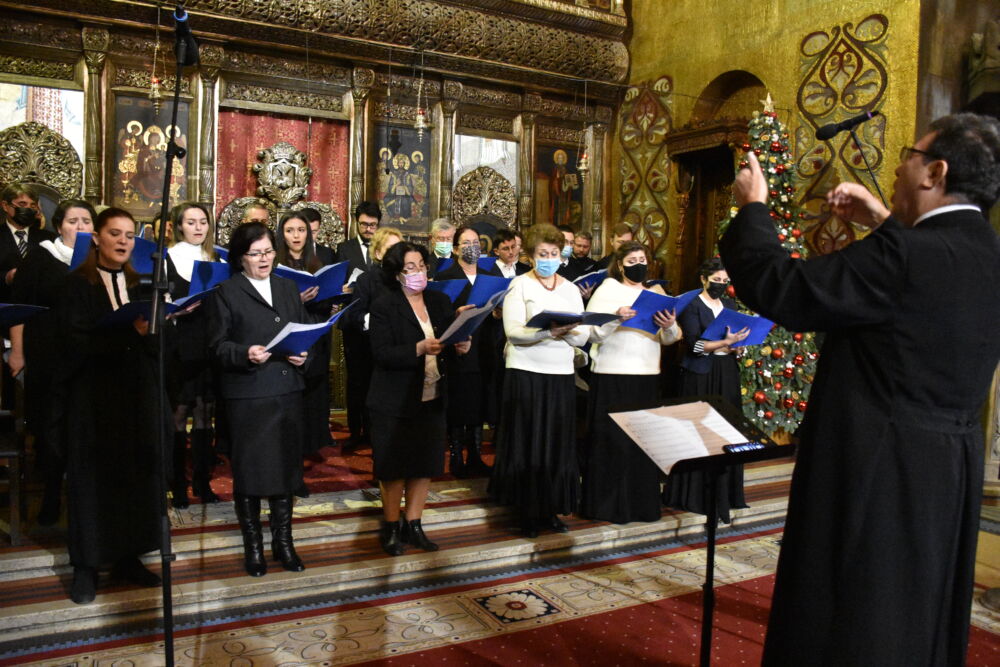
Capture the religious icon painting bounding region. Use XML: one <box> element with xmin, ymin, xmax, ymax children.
<box><xmin>535</xmin><ymin>145</ymin><xmax>583</xmax><ymax>230</ymax></box>
<box><xmin>374</xmin><ymin>124</ymin><xmax>432</xmax><ymax>234</ymax></box>
<box><xmin>112</xmin><ymin>94</ymin><xmax>189</xmax><ymax>218</ymax></box>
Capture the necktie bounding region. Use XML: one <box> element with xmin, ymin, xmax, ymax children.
<box><xmin>14</xmin><ymin>230</ymin><xmax>26</xmax><ymax>258</ymax></box>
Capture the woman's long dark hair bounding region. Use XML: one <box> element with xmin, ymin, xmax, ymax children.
<box><xmin>51</xmin><ymin>199</ymin><xmax>96</xmax><ymax>232</ymax></box>
<box><xmin>275</xmin><ymin>212</ymin><xmax>322</xmax><ymax>273</ymax></box>
<box><xmin>75</xmin><ymin>207</ymin><xmax>141</xmax><ymax>287</ymax></box>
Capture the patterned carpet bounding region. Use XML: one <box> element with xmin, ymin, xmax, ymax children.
<box><xmin>8</xmin><ymin>528</ymin><xmax>999</xmax><ymax>666</ymax></box>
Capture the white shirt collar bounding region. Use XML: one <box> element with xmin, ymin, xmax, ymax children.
<box><xmin>912</xmin><ymin>204</ymin><xmax>980</xmax><ymax>226</ymax></box>
<box><xmin>6</xmin><ymin>221</ymin><xmax>27</xmax><ymax>239</ymax></box>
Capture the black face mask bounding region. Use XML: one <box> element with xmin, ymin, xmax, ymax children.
<box><xmin>623</xmin><ymin>263</ymin><xmax>648</xmax><ymax>283</ymax></box>
<box><xmin>706</xmin><ymin>281</ymin><xmax>728</xmax><ymax>299</ymax></box>
<box><xmin>11</xmin><ymin>206</ymin><xmax>39</xmax><ymax>228</ymax></box>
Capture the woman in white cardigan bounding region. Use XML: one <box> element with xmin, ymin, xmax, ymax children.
<box><xmin>489</xmin><ymin>224</ymin><xmax>631</xmax><ymax>537</ymax></box>
<box><xmin>580</xmin><ymin>241</ymin><xmax>681</xmax><ymax>523</ymax></box>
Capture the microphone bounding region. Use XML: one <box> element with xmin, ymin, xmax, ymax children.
<box><xmin>173</xmin><ymin>5</ymin><xmax>200</xmax><ymax>66</ymax></box>
<box><xmin>815</xmin><ymin>110</ymin><xmax>880</xmax><ymax>141</ymax></box>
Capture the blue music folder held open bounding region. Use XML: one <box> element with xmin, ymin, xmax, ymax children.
<box><xmin>466</xmin><ymin>274</ymin><xmax>513</xmax><ymax>308</ymax></box>
<box><xmin>573</xmin><ymin>269</ymin><xmax>608</xmax><ymax>292</ymax></box>
<box><xmin>435</xmin><ymin>256</ymin><xmax>499</xmax><ymax>273</ymax></box>
<box><xmin>426</xmin><ymin>279</ymin><xmax>468</xmax><ymax>302</ymax></box>
<box><xmin>265</xmin><ymin>305</ymin><xmax>352</xmax><ymax>357</ymax></box>
<box><xmin>272</xmin><ymin>261</ymin><xmax>352</xmax><ymax>301</ymax></box>
<box><xmin>621</xmin><ymin>289</ymin><xmax>701</xmax><ymax>334</ymax></box>
<box><xmin>190</xmin><ymin>260</ymin><xmax>233</xmax><ymax>294</ymax></box>
<box><xmin>525</xmin><ymin>310</ymin><xmax>621</xmax><ymax>329</ymax></box>
<box><xmin>701</xmin><ymin>308</ymin><xmax>775</xmax><ymax>347</ymax></box>
<box><xmin>69</xmin><ymin>233</ymin><xmax>92</xmax><ymax>270</ymax></box>
<box><xmin>129</xmin><ymin>236</ymin><xmax>158</xmax><ymax>274</ymax></box>
<box><xmin>0</xmin><ymin>304</ymin><xmax>48</xmax><ymax>328</ymax></box>
<box><xmin>439</xmin><ymin>288</ymin><xmax>510</xmax><ymax>345</ymax></box>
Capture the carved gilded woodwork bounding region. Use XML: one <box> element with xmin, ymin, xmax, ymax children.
<box><xmin>351</xmin><ymin>68</ymin><xmax>375</xmax><ymax>212</ymax></box>
<box><xmin>537</xmin><ymin>125</ymin><xmax>583</xmax><ymax>145</ymax></box>
<box><xmin>222</xmin><ymin>82</ymin><xmax>343</xmax><ymax>114</ymax></box>
<box><xmin>0</xmin><ymin>18</ymin><xmax>80</xmax><ymax>51</ymax></box>
<box><xmin>0</xmin><ymin>121</ymin><xmax>83</xmax><ymax>199</ymax></box>
<box><xmin>372</xmin><ymin>101</ymin><xmax>417</xmax><ymax>121</ymax></box>
<box><xmin>217</xmin><ymin>197</ymin><xmax>277</xmax><ymax>246</ymax></box>
<box><xmin>199</xmin><ymin>45</ymin><xmax>225</xmax><ymax>203</ymax></box>
<box><xmin>255</xmin><ymin>142</ymin><xmax>312</xmax><ymax>209</ymax></box>
<box><xmin>82</xmin><ymin>26</ymin><xmax>108</xmax><ymax>203</ymax></box>
<box><xmin>451</xmin><ymin>166</ymin><xmax>516</xmax><ymax>229</ymax></box>
<box><xmin>518</xmin><ymin>112</ymin><xmax>536</xmax><ymax>226</ymax></box>
<box><xmin>376</xmin><ymin>73</ymin><xmax>442</xmax><ymax>100</ymax></box>
<box><xmin>223</xmin><ymin>52</ymin><xmax>350</xmax><ymax>85</ymax></box>
<box><xmin>290</xmin><ymin>201</ymin><xmax>346</xmax><ymax>248</ymax></box>
<box><xmin>0</xmin><ymin>56</ymin><xmax>75</xmax><ymax>81</ymax></box>
<box><xmin>461</xmin><ymin>85</ymin><xmax>521</xmax><ymax>110</ymax></box>
<box><xmin>459</xmin><ymin>114</ymin><xmax>515</xmax><ymax>135</ymax></box>
<box><xmin>114</xmin><ymin>67</ymin><xmax>193</xmax><ymax>96</ymax></box>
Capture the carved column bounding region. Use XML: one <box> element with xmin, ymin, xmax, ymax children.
<box><xmin>82</xmin><ymin>27</ymin><xmax>108</xmax><ymax>203</ymax></box>
<box><xmin>197</xmin><ymin>44</ymin><xmax>224</xmax><ymax>207</ymax></box>
<box><xmin>581</xmin><ymin>123</ymin><xmax>608</xmax><ymax>257</ymax></box>
<box><xmin>350</xmin><ymin>67</ymin><xmax>375</xmax><ymax>214</ymax></box>
<box><xmin>439</xmin><ymin>80</ymin><xmax>462</xmax><ymax>220</ymax></box>
<box><xmin>517</xmin><ymin>112</ymin><xmax>536</xmax><ymax>228</ymax></box>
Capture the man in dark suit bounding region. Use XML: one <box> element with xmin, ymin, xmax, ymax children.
<box><xmin>491</xmin><ymin>228</ymin><xmax>530</xmax><ymax>278</ymax></box>
<box><xmin>302</xmin><ymin>208</ymin><xmax>336</xmax><ymax>265</ymax></box>
<box><xmin>721</xmin><ymin>112</ymin><xmax>1000</xmax><ymax>666</ymax></box>
<box><xmin>336</xmin><ymin>201</ymin><xmax>382</xmax><ymax>449</ymax></box>
<box><xmin>566</xmin><ymin>230</ymin><xmax>596</xmax><ymax>278</ymax></box>
<box><xmin>0</xmin><ymin>183</ymin><xmax>56</xmax><ymax>300</ymax></box>
<box><xmin>593</xmin><ymin>222</ymin><xmax>633</xmax><ymax>271</ymax></box>
<box><xmin>427</xmin><ymin>217</ymin><xmax>456</xmax><ymax>278</ymax></box>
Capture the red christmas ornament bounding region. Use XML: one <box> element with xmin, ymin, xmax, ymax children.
<box><xmin>790</xmin><ymin>252</ymin><xmax>801</xmax><ymax>259</ymax></box>
<box><xmin>739</xmin><ymin>161</ymin><xmax>749</xmax><ymax>169</ymax></box>
<box><xmin>757</xmin><ymin>370</ymin><xmax>764</xmax><ymax>376</ymax></box>
<box><xmin>774</xmin><ymin>381</ymin><xmax>783</xmax><ymax>391</ymax></box>
<box><xmin>777</xmin><ymin>234</ymin><xmax>786</xmax><ymax>242</ymax></box>
<box><xmin>754</xmin><ymin>148</ymin><xmax>762</xmax><ymax>156</ymax></box>
<box><xmin>796</xmin><ymin>400</ymin><xmax>808</xmax><ymax>412</ymax></box>
<box><xmin>755</xmin><ymin>360</ymin><xmax>763</xmax><ymax>368</ymax></box>
<box><xmin>764</xmin><ymin>410</ymin><xmax>774</xmax><ymax>420</ymax></box>
<box><xmin>726</xmin><ymin>284</ymin><xmax>736</xmax><ymax>298</ymax></box>
<box><xmin>792</xmin><ymin>332</ymin><xmax>803</xmax><ymax>342</ymax></box>
<box><xmin>782</xmin><ymin>397</ymin><xmax>795</xmax><ymax>409</ymax></box>
<box><xmin>784</xmin><ymin>212</ymin><xmax>792</xmax><ymax>220</ymax></box>
<box><xmin>770</xmin><ymin>141</ymin><xmax>782</xmax><ymax>152</ymax></box>
<box><xmin>752</xmin><ymin>391</ymin><xmax>768</xmax><ymax>404</ymax></box>
<box><xmin>782</xmin><ymin>367</ymin><xmax>795</xmax><ymax>378</ymax></box>
<box><xmin>775</xmin><ymin>165</ymin><xmax>785</xmax><ymax>174</ymax></box>
<box><xmin>791</xmin><ymin>229</ymin><xmax>802</xmax><ymax>239</ymax></box>
<box><xmin>785</xmin><ymin>411</ymin><xmax>793</xmax><ymax>419</ymax></box>
<box><xmin>793</xmin><ymin>354</ymin><xmax>805</xmax><ymax>365</ymax></box>
<box><xmin>770</xmin><ymin>190</ymin><xmax>779</xmax><ymax>197</ymax></box>
<box><xmin>769</xmin><ymin>211</ymin><xmax>778</xmax><ymax>219</ymax></box>
<box><xmin>741</xmin><ymin>142</ymin><xmax>751</xmax><ymax>152</ymax></box>
<box><xmin>771</xmin><ymin>348</ymin><xmax>785</xmax><ymax>359</ymax></box>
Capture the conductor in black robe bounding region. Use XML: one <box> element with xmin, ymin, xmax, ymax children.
<box><xmin>719</xmin><ymin>112</ymin><xmax>1000</xmax><ymax>666</ymax></box>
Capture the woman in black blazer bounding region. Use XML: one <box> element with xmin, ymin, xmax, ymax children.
<box><xmin>368</xmin><ymin>242</ymin><xmax>469</xmax><ymax>556</ymax></box>
<box><xmin>206</xmin><ymin>222</ymin><xmax>310</xmax><ymax>577</ymax></box>
<box><xmin>663</xmin><ymin>256</ymin><xmax>749</xmax><ymax>523</ymax></box>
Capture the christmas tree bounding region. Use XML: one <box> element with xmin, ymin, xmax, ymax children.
<box><xmin>719</xmin><ymin>94</ymin><xmax>820</xmax><ymax>438</ymax></box>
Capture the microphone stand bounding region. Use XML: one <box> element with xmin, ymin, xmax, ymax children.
<box><xmin>849</xmin><ymin>128</ymin><xmax>888</xmax><ymax>209</ymax></box>
<box><xmin>149</xmin><ymin>17</ymin><xmax>193</xmax><ymax>667</ymax></box>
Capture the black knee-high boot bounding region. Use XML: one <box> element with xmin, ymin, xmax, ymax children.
<box><xmin>171</xmin><ymin>431</ymin><xmax>190</xmax><ymax>509</ymax></box>
<box><xmin>268</xmin><ymin>495</ymin><xmax>304</xmax><ymax>572</ymax></box>
<box><xmin>190</xmin><ymin>428</ymin><xmax>219</xmax><ymax>503</ymax></box>
<box><xmin>448</xmin><ymin>426</ymin><xmax>467</xmax><ymax>478</ymax></box>
<box><xmin>234</xmin><ymin>494</ymin><xmax>266</xmax><ymax>577</ymax></box>
<box><xmin>465</xmin><ymin>425</ymin><xmax>492</xmax><ymax>476</ymax></box>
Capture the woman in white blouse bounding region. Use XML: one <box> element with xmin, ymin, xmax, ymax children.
<box><xmin>490</xmin><ymin>223</ymin><xmax>630</xmax><ymax>537</ymax></box>
<box><xmin>580</xmin><ymin>241</ymin><xmax>679</xmax><ymax>523</ymax></box>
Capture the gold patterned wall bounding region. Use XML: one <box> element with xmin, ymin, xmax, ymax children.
<box><xmin>620</xmin><ymin>0</ymin><xmax>922</xmax><ymax>270</ymax></box>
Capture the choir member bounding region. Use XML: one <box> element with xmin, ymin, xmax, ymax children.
<box><xmin>336</xmin><ymin>201</ymin><xmax>381</xmax><ymax>449</ymax></box>
<box><xmin>296</xmin><ymin>206</ymin><xmax>336</xmax><ymax>265</ymax></box>
<box><xmin>428</xmin><ymin>217</ymin><xmax>455</xmax><ymax>277</ymax></box>
<box><xmin>593</xmin><ymin>223</ymin><xmax>634</xmax><ymax>270</ymax></box>
<box><xmin>338</xmin><ymin>226</ymin><xmax>402</xmax><ymax>351</ymax></box>
<box><xmin>0</xmin><ymin>183</ymin><xmax>56</xmax><ymax>299</ymax></box>
<box><xmin>165</xmin><ymin>202</ymin><xmax>221</xmax><ymax>508</ymax></box>
<box><xmin>241</xmin><ymin>200</ymin><xmax>272</xmax><ymax>226</ymax></box>
<box><xmin>54</xmin><ymin>207</ymin><xmax>162</xmax><ymax>604</ymax></box>
<box><xmin>492</xmin><ymin>228</ymin><xmax>530</xmax><ymax>278</ymax></box>
<box><xmin>9</xmin><ymin>199</ymin><xmax>95</xmax><ymax>525</ymax></box>
<box><xmin>662</xmin><ymin>257</ymin><xmax>749</xmax><ymax>523</ymax></box>
<box><xmin>434</xmin><ymin>226</ymin><xmax>501</xmax><ymax>477</ymax></box>
<box><xmin>579</xmin><ymin>241</ymin><xmax>680</xmax><ymax>523</ymax></box>
<box><xmin>207</xmin><ymin>222</ymin><xmax>310</xmax><ymax>577</ymax></box>
<box><xmin>555</xmin><ymin>225</ymin><xmax>580</xmax><ymax>280</ymax></box>
<box><xmin>567</xmin><ymin>230</ymin><xmax>596</xmax><ymax>278</ymax></box>
<box><xmin>490</xmin><ymin>224</ymin><xmax>620</xmax><ymax>537</ymax></box>
<box><xmin>367</xmin><ymin>242</ymin><xmax>470</xmax><ymax>555</ymax></box>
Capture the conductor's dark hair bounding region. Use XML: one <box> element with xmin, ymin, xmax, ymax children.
<box><xmin>353</xmin><ymin>200</ymin><xmax>383</xmax><ymax>222</ymax></box>
<box><xmin>51</xmin><ymin>199</ymin><xmax>96</xmax><ymax>231</ymax></box>
<box><xmin>381</xmin><ymin>241</ymin><xmax>429</xmax><ymax>287</ymax></box>
<box><xmin>698</xmin><ymin>256</ymin><xmax>725</xmax><ymax>279</ymax></box>
<box><xmin>926</xmin><ymin>113</ymin><xmax>1000</xmax><ymax>212</ymax></box>
<box><xmin>228</xmin><ymin>221</ymin><xmax>275</xmax><ymax>272</ymax></box>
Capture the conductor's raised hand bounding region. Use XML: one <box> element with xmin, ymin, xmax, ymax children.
<box><xmin>826</xmin><ymin>182</ymin><xmax>890</xmax><ymax>228</ymax></box>
<box><xmin>248</xmin><ymin>344</ymin><xmax>272</xmax><ymax>364</ymax></box>
<box><xmin>287</xmin><ymin>351</ymin><xmax>308</xmax><ymax>366</ymax></box>
<box><xmin>417</xmin><ymin>337</ymin><xmax>443</xmax><ymax>356</ymax></box>
<box><xmin>733</xmin><ymin>151</ymin><xmax>769</xmax><ymax>207</ymax></box>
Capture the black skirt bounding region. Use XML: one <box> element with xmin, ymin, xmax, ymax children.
<box><xmin>301</xmin><ymin>370</ymin><xmax>333</xmax><ymax>454</ymax></box>
<box><xmin>664</xmin><ymin>354</ymin><xmax>747</xmax><ymax>522</ymax></box>
<box><xmin>371</xmin><ymin>397</ymin><xmax>446</xmax><ymax>481</ymax></box>
<box><xmin>580</xmin><ymin>373</ymin><xmax>663</xmax><ymax>523</ymax></box>
<box><xmin>489</xmin><ymin>369</ymin><xmax>579</xmax><ymax>520</ymax></box>
<box><xmin>445</xmin><ymin>370</ymin><xmax>485</xmax><ymax>426</ymax></box>
<box><xmin>226</xmin><ymin>392</ymin><xmax>305</xmax><ymax>496</ymax></box>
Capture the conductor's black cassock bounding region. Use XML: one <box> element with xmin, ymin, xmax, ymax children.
<box><xmin>719</xmin><ymin>202</ymin><xmax>1000</xmax><ymax>666</ymax></box>
<box><xmin>206</xmin><ymin>273</ymin><xmax>309</xmax><ymax>496</ymax></box>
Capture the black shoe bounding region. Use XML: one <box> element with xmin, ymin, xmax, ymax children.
<box><xmin>293</xmin><ymin>482</ymin><xmax>310</xmax><ymax>499</ymax></box>
<box><xmin>465</xmin><ymin>426</ymin><xmax>492</xmax><ymax>476</ymax></box>
<box><xmin>547</xmin><ymin>515</ymin><xmax>569</xmax><ymax>533</ymax></box>
<box><xmin>269</xmin><ymin>495</ymin><xmax>305</xmax><ymax>572</ymax></box>
<box><xmin>379</xmin><ymin>519</ymin><xmax>405</xmax><ymax>556</ymax></box>
<box><xmin>520</xmin><ymin>518</ymin><xmax>539</xmax><ymax>539</ymax></box>
<box><xmin>192</xmin><ymin>483</ymin><xmax>219</xmax><ymax>504</ymax></box>
<box><xmin>402</xmin><ymin>518</ymin><xmax>439</xmax><ymax>552</ymax></box>
<box><xmin>448</xmin><ymin>427</ymin><xmax>467</xmax><ymax>478</ymax></box>
<box><xmin>112</xmin><ymin>557</ymin><xmax>161</xmax><ymax>587</ymax></box>
<box><xmin>70</xmin><ymin>566</ymin><xmax>97</xmax><ymax>604</ymax></box>
<box><xmin>235</xmin><ymin>494</ymin><xmax>267</xmax><ymax>577</ymax></box>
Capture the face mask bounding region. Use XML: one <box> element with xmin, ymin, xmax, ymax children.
<box><xmin>459</xmin><ymin>245</ymin><xmax>480</xmax><ymax>264</ymax></box>
<box><xmin>561</xmin><ymin>245</ymin><xmax>573</xmax><ymax>259</ymax></box>
<box><xmin>11</xmin><ymin>206</ymin><xmax>39</xmax><ymax>228</ymax></box>
<box><xmin>706</xmin><ymin>281</ymin><xmax>728</xmax><ymax>299</ymax></box>
<box><xmin>400</xmin><ymin>271</ymin><xmax>427</xmax><ymax>293</ymax></box>
<box><xmin>623</xmin><ymin>263</ymin><xmax>648</xmax><ymax>283</ymax></box>
<box><xmin>433</xmin><ymin>242</ymin><xmax>453</xmax><ymax>258</ymax></box>
<box><xmin>534</xmin><ymin>258</ymin><xmax>561</xmax><ymax>278</ymax></box>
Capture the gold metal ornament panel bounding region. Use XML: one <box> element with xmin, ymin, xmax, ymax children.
<box><xmin>254</xmin><ymin>141</ymin><xmax>312</xmax><ymax>209</ymax></box>
<box><xmin>795</xmin><ymin>14</ymin><xmax>889</xmax><ymax>255</ymax></box>
<box><xmin>452</xmin><ymin>166</ymin><xmax>516</xmax><ymax>229</ymax></box>
<box><xmin>114</xmin><ymin>67</ymin><xmax>192</xmax><ymax>96</ymax></box>
<box><xmin>223</xmin><ymin>82</ymin><xmax>343</xmax><ymax>114</ymax></box>
<box><xmin>0</xmin><ymin>121</ymin><xmax>83</xmax><ymax>199</ymax></box>
<box><xmin>0</xmin><ymin>56</ymin><xmax>75</xmax><ymax>81</ymax></box>
<box><xmin>290</xmin><ymin>201</ymin><xmax>345</xmax><ymax>248</ymax></box>
<box><xmin>459</xmin><ymin>114</ymin><xmax>515</xmax><ymax>135</ymax></box>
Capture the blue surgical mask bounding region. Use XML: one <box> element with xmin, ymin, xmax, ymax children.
<box><xmin>535</xmin><ymin>258</ymin><xmax>561</xmax><ymax>278</ymax></box>
<box><xmin>561</xmin><ymin>245</ymin><xmax>572</xmax><ymax>259</ymax></box>
<box><xmin>433</xmin><ymin>242</ymin><xmax>452</xmax><ymax>258</ymax></box>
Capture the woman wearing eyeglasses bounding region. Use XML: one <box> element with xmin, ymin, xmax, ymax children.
<box><xmin>663</xmin><ymin>256</ymin><xmax>749</xmax><ymax>524</ymax></box>
<box><xmin>206</xmin><ymin>222</ymin><xmax>311</xmax><ymax>577</ymax></box>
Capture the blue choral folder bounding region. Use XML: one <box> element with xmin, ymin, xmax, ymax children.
<box><xmin>0</xmin><ymin>304</ymin><xmax>48</xmax><ymax>328</ymax></box>
<box><xmin>700</xmin><ymin>308</ymin><xmax>774</xmax><ymax>347</ymax></box>
<box><xmin>272</xmin><ymin>261</ymin><xmax>351</xmax><ymax>301</ymax></box>
<box><xmin>265</xmin><ymin>305</ymin><xmax>352</xmax><ymax>357</ymax></box>
<box><xmin>435</xmin><ymin>256</ymin><xmax>498</xmax><ymax>273</ymax></box>
<box><xmin>129</xmin><ymin>236</ymin><xmax>158</xmax><ymax>274</ymax></box>
<box><xmin>69</xmin><ymin>233</ymin><xmax>92</xmax><ymax>270</ymax></box>
<box><xmin>573</xmin><ymin>269</ymin><xmax>607</xmax><ymax>292</ymax></box>
<box><xmin>190</xmin><ymin>260</ymin><xmax>233</xmax><ymax>294</ymax></box>
<box><xmin>439</xmin><ymin>289</ymin><xmax>510</xmax><ymax>345</ymax></box>
<box><xmin>426</xmin><ymin>279</ymin><xmax>468</xmax><ymax>302</ymax></box>
<box><xmin>525</xmin><ymin>310</ymin><xmax>621</xmax><ymax>329</ymax></box>
<box><xmin>621</xmin><ymin>289</ymin><xmax>701</xmax><ymax>334</ymax></box>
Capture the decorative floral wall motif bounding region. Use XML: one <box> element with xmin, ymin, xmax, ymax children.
<box><xmin>795</xmin><ymin>14</ymin><xmax>889</xmax><ymax>255</ymax></box>
<box><xmin>618</xmin><ymin>76</ymin><xmax>673</xmax><ymax>263</ymax></box>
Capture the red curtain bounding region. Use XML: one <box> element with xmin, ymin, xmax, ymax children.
<box><xmin>216</xmin><ymin>109</ymin><xmax>350</xmax><ymax>221</ymax></box>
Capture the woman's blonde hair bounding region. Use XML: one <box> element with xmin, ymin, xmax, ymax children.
<box><xmin>371</xmin><ymin>226</ymin><xmax>403</xmax><ymax>262</ymax></box>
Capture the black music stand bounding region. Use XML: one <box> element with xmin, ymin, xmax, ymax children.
<box><xmin>610</xmin><ymin>395</ymin><xmax>795</xmax><ymax>667</ymax></box>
